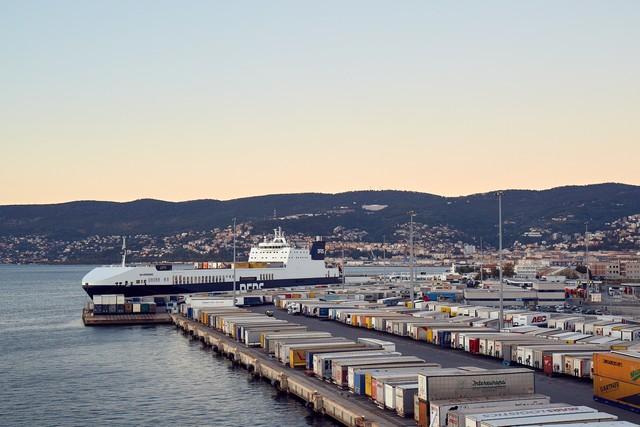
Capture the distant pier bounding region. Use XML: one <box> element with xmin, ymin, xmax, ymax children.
<box><xmin>170</xmin><ymin>314</ymin><xmax>413</xmax><ymax>427</ymax></box>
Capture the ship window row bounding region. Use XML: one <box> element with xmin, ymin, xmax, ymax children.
<box><xmin>259</xmin><ymin>273</ymin><xmax>274</xmax><ymax>280</ymax></box>
<box><xmin>138</xmin><ymin>277</ymin><xmax>164</xmax><ymax>284</ymax></box>
<box><xmin>115</xmin><ymin>280</ymin><xmax>147</xmax><ymax>286</ymax></box>
<box><xmin>172</xmin><ymin>274</ymin><xmax>234</xmax><ymax>285</ymax></box>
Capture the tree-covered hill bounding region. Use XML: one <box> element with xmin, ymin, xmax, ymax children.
<box><xmin>1</xmin><ymin>183</ymin><xmax>639</xmax><ymax>247</ymax></box>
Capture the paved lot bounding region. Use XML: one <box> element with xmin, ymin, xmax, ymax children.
<box><xmin>250</xmin><ymin>305</ymin><xmax>640</xmax><ymax>424</ymax></box>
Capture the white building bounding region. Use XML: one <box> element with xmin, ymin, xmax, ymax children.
<box><xmin>514</xmin><ymin>259</ymin><xmax>550</xmax><ymax>279</ymax></box>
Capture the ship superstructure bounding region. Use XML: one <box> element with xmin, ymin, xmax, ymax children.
<box><xmin>81</xmin><ymin>228</ymin><xmax>340</xmax><ymax>297</ymax></box>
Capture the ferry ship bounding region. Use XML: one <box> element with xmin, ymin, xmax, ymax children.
<box><xmin>81</xmin><ymin>228</ymin><xmax>341</xmax><ymax>297</ymax></box>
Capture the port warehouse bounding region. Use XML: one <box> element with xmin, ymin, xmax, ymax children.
<box><xmin>174</xmin><ymin>296</ymin><xmax>637</xmax><ymax>427</ymax></box>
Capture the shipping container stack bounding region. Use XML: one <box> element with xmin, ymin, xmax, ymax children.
<box><xmin>92</xmin><ymin>294</ymin><xmax>157</xmax><ymax>315</ymax></box>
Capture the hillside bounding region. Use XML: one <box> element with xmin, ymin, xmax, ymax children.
<box><xmin>1</xmin><ymin>183</ymin><xmax>639</xmax><ymax>247</ymax></box>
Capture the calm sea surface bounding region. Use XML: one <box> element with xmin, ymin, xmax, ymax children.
<box><xmin>0</xmin><ymin>265</ymin><xmax>339</xmax><ymax>427</ymax></box>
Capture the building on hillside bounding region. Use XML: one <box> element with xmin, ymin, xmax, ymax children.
<box><xmin>590</xmin><ymin>260</ymin><xmax>622</xmax><ymax>280</ymax></box>
<box><xmin>462</xmin><ymin>244</ymin><xmax>476</xmax><ymax>256</ymax></box>
<box><xmin>514</xmin><ymin>259</ymin><xmax>550</xmax><ymax>279</ymax></box>
<box><xmin>622</xmin><ymin>260</ymin><xmax>640</xmax><ymax>281</ymax></box>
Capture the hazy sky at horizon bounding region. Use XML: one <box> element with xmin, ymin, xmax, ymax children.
<box><xmin>2</xmin><ymin>1</ymin><xmax>639</xmax><ymax>204</ymax></box>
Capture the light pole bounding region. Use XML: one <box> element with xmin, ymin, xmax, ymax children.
<box><xmin>342</xmin><ymin>247</ymin><xmax>346</xmax><ymax>290</ymax></box>
<box><xmin>479</xmin><ymin>237</ymin><xmax>483</xmax><ymax>283</ymax></box>
<box><xmin>585</xmin><ymin>222</ymin><xmax>590</xmax><ymax>288</ymax></box>
<box><xmin>497</xmin><ymin>192</ymin><xmax>504</xmax><ymax>330</ymax></box>
<box><xmin>232</xmin><ymin>217</ymin><xmax>237</xmax><ymax>305</ymax></box>
<box><xmin>409</xmin><ymin>211</ymin><xmax>416</xmax><ymax>301</ymax></box>
<box><xmin>383</xmin><ymin>235</ymin><xmax>386</xmax><ymax>283</ymax></box>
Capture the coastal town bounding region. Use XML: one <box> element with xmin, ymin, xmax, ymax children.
<box><xmin>3</xmin><ymin>216</ymin><xmax>639</xmax><ymax>284</ymax></box>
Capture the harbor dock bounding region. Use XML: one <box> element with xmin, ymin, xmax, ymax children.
<box><xmin>82</xmin><ymin>308</ymin><xmax>172</xmax><ymax>326</ymax></box>
<box><xmin>170</xmin><ymin>313</ymin><xmax>414</xmax><ymax>427</ymax></box>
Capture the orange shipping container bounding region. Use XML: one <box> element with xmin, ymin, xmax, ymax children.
<box><xmin>418</xmin><ymin>398</ymin><xmax>428</xmax><ymax>427</ymax></box>
<box><xmin>593</xmin><ymin>374</ymin><xmax>640</xmax><ymax>410</ymax></box>
<box><xmin>593</xmin><ymin>352</ymin><xmax>640</xmax><ymax>384</ymax></box>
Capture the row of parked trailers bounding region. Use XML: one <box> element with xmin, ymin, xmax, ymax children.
<box><xmin>273</xmin><ymin>297</ymin><xmax>640</xmax><ymax>381</ymax></box>
<box><xmin>181</xmin><ymin>301</ymin><xmax>439</xmax><ymax>421</ymax></box>
<box><xmin>425</xmin><ymin>302</ymin><xmax>640</xmax><ymax>343</ymax></box>
<box><xmin>180</xmin><ymin>297</ymin><xmax>634</xmax><ymax>427</ymax></box>
<box><xmin>545</xmin><ymin>316</ymin><xmax>640</xmax><ymax>342</ymax></box>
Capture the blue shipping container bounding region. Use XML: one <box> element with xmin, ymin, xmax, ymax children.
<box><xmin>306</xmin><ymin>352</ymin><xmax>315</xmax><ymax>369</ymax></box>
<box><xmin>354</xmin><ymin>372</ymin><xmax>366</xmax><ymax>395</ymax></box>
<box><xmin>441</xmin><ymin>331</ymin><xmax>451</xmax><ymax>348</ymax></box>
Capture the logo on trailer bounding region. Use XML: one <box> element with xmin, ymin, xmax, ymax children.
<box><xmin>600</xmin><ymin>381</ymin><xmax>619</xmax><ymax>393</ymax></box>
<box><xmin>471</xmin><ymin>379</ymin><xmax>506</xmax><ymax>388</ymax></box>
<box><xmin>531</xmin><ymin>315</ymin><xmax>547</xmax><ymax>324</ymax></box>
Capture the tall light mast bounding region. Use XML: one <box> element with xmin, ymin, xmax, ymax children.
<box><xmin>497</xmin><ymin>192</ymin><xmax>504</xmax><ymax>330</ymax></box>
<box><xmin>232</xmin><ymin>217</ymin><xmax>237</xmax><ymax>304</ymax></box>
<box><xmin>479</xmin><ymin>237</ymin><xmax>483</xmax><ymax>283</ymax></box>
<box><xmin>585</xmin><ymin>222</ymin><xmax>590</xmax><ymax>285</ymax></box>
<box><xmin>409</xmin><ymin>211</ymin><xmax>416</xmax><ymax>301</ymax></box>
<box><xmin>382</xmin><ymin>235</ymin><xmax>386</xmax><ymax>283</ymax></box>
<box><xmin>342</xmin><ymin>247</ymin><xmax>346</xmax><ymax>289</ymax></box>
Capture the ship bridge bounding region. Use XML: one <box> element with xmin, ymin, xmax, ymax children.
<box><xmin>248</xmin><ymin>227</ymin><xmax>311</xmax><ymax>264</ymax></box>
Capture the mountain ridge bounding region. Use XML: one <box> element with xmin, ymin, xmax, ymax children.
<box><xmin>4</xmin><ymin>182</ymin><xmax>632</xmax><ymax>207</ymax></box>
<box><xmin>1</xmin><ymin>183</ymin><xmax>639</xmax><ymax>247</ymax></box>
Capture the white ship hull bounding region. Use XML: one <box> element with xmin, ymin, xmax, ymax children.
<box><xmin>82</xmin><ymin>229</ymin><xmax>341</xmax><ymax>297</ymax></box>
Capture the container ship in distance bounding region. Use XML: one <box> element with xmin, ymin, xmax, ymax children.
<box><xmin>81</xmin><ymin>228</ymin><xmax>341</xmax><ymax>297</ymax></box>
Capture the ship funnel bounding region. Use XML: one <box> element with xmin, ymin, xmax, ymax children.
<box><xmin>310</xmin><ymin>240</ymin><xmax>326</xmax><ymax>260</ymax></box>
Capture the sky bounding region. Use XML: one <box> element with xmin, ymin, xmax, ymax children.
<box><xmin>1</xmin><ymin>1</ymin><xmax>639</xmax><ymax>205</ymax></box>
